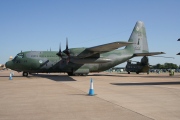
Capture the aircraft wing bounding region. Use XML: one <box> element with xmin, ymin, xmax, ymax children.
<box><xmin>77</xmin><ymin>41</ymin><xmax>133</xmax><ymax>58</ymax></box>
<box><xmin>133</xmin><ymin>52</ymin><xmax>165</xmax><ymax>56</ymax></box>
<box><xmin>87</xmin><ymin>41</ymin><xmax>133</xmax><ymax>52</ymax></box>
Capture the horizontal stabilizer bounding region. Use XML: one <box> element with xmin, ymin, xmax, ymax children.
<box><xmin>133</xmin><ymin>52</ymin><xmax>165</xmax><ymax>56</ymax></box>
<box><xmin>151</xmin><ymin>56</ymin><xmax>174</xmax><ymax>59</ymax></box>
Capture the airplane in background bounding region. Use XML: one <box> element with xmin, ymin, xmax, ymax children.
<box><xmin>5</xmin><ymin>21</ymin><xmax>164</xmax><ymax>76</ymax></box>
<box><xmin>0</xmin><ymin>64</ymin><xmax>6</xmax><ymax>70</ymax></box>
<box><xmin>125</xmin><ymin>56</ymin><xmax>150</xmax><ymax>74</ymax></box>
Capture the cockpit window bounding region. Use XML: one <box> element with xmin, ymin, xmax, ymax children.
<box><xmin>12</xmin><ymin>53</ymin><xmax>24</xmax><ymax>62</ymax></box>
<box><xmin>17</xmin><ymin>53</ymin><xmax>24</xmax><ymax>58</ymax></box>
<box><xmin>12</xmin><ymin>56</ymin><xmax>17</xmax><ymax>61</ymax></box>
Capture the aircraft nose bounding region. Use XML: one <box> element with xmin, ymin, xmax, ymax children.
<box><xmin>5</xmin><ymin>61</ymin><xmax>11</xmax><ymax>69</ymax></box>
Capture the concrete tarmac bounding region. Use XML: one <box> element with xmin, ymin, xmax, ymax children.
<box><xmin>0</xmin><ymin>70</ymin><xmax>180</xmax><ymax>120</ymax></box>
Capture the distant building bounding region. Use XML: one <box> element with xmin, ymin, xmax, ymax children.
<box><xmin>9</xmin><ymin>56</ymin><xmax>13</xmax><ymax>61</ymax></box>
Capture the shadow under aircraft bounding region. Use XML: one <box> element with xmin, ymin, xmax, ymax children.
<box><xmin>111</xmin><ymin>81</ymin><xmax>180</xmax><ymax>86</ymax></box>
<box><xmin>6</xmin><ymin>21</ymin><xmax>164</xmax><ymax>77</ymax></box>
<box><xmin>30</xmin><ymin>73</ymin><xmax>76</xmax><ymax>82</ymax></box>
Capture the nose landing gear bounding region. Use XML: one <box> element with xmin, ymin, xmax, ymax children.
<box><xmin>22</xmin><ymin>72</ymin><xmax>28</xmax><ymax>77</ymax></box>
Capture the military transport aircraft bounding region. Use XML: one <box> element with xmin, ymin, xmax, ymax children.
<box><xmin>5</xmin><ymin>21</ymin><xmax>164</xmax><ymax>76</ymax></box>
<box><xmin>125</xmin><ymin>56</ymin><xmax>150</xmax><ymax>74</ymax></box>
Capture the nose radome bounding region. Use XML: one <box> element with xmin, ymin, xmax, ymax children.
<box><xmin>5</xmin><ymin>61</ymin><xmax>10</xmax><ymax>68</ymax></box>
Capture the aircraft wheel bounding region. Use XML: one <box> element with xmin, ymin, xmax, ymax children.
<box><xmin>83</xmin><ymin>73</ymin><xmax>88</xmax><ymax>76</ymax></box>
<box><xmin>23</xmin><ymin>72</ymin><xmax>28</xmax><ymax>77</ymax></box>
<box><xmin>74</xmin><ymin>74</ymin><xmax>79</xmax><ymax>76</ymax></box>
<box><xmin>136</xmin><ymin>72</ymin><xmax>139</xmax><ymax>74</ymax></box>
<box><xmin>128</xmin><ymin>71</ymin><xmax>130</xmax><ymax>74</ymax></box>
<box><xmin>67</xmin><ymin>72</ymin><xmax>74</xmax><ymax>76</ymax></box>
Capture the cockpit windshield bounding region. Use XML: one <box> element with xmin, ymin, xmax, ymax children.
<box><xmin>17</xmin><ymin>53</ymin><xmax>24</xmax><ymax>58</ymax></box>
<box><xmin>13</xmin><ymin>53</ymin><xmax>24</xmax><ymax>61</ymax></box>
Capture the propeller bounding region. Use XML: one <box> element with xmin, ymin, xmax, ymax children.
<box><xmin>56</xmin><ymin>43</ymin><xmax>62</xmax><ymax>58</ymax></box>
<box><xmin>56</xmin><ymin>38</ymin><xmax>71</xmax><ymax>64</ymax></box>
<box><xmin>63</xmin><ymin>38</ymin><xmax>70</xmax><ymax>56</ymax></box>
<box><xmin>66</xmin><ymin>38</ymin><xmax>68</xmax><ymax>51</ymax></box>
<box><xmin>63</xmin><ymin>38</ymin><xmax>70</xmax><ymax>63</ymax></box>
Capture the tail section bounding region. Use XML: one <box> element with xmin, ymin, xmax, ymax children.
<box><xmin>125</xmin><ymin>21</ymin><xmax>149</xmax><ymax>53</ymax></box>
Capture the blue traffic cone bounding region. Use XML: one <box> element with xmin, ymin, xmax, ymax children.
<box><xmin>11</xmin><ymin>72</ymin><xmax>14</xmax><ymax>76</ymax></box>
<box><xmin>9</xmin><ymin>73</ymin><xmax>12</xmax><ymax>80</ymax></box>
<box><xmin>89</xmin><ymin>78</ymin><xmax>94</xmax><ymax>96</ymax></box>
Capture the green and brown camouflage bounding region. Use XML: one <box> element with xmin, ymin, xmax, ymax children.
<box><xmin>5</xmin><ymin>21</ymin><xmax>164</xmax><ymax>76</ymax></box>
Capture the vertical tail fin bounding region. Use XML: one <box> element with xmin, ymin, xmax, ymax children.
<box><xmin>125</xmin><ymin>21</ymin><xmax>149</xmax><ymax>53</ymax></box>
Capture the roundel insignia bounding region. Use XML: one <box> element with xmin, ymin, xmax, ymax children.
<box><xmin>39</xmin><ymin>60</ymin><xmax>43</xmax><ymax>64</ymax></box>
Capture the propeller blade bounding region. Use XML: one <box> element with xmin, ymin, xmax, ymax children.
<box><xmin>59</xmin><ymin>42</ymin><xmax>61</xmax><ymax>53</ymax></box>
<box><xmin>66</xmin><ymin>37</ymin><xmax>68</xmax><ymax>50</ymax></box>
<box><xmin>56</xmin><ymin>42</ymin><xmax>62</xmax><ymax>58</ymax></box>
<box><xmin>64</xmin><ymin>37</ymin><xmax>70</xmax><ymax>56</ymax></box>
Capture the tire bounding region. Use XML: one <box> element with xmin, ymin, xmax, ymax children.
<box><xmin>83</xmin><ymin>73</ymin><xmax>88</xmax><ymax>76</ymax></box>
<box><xmin>23</xmin><ymin>72</ymin><xmax>28</xmax><ymax>77</ymax></box>
<box><xmin>67</xmin><ymin>72</ymin><xmax>74</xmax><ymax>76</ymax></box>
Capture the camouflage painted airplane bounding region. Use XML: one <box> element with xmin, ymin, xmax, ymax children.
<box><xmin>5</xmin><ymin>21</ymin><xmax>164</xmax><ymax>76</ymax></box>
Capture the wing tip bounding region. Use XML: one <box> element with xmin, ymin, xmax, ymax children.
<box><xmin>177</xmin><ymin>52</ymin><xmax>180</xmax><ymax>55</ymax></box>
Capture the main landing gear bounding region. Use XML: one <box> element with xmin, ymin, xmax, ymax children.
<box><xmin>22</xmin><ymin>72</ymin><xmax>29</xmax><ymax>77</ymax></box>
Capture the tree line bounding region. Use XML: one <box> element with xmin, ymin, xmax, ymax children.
<box><xmin>151</xmin><ymin>63</ymin><xmax>179</xmax><ymax>69</ymax></box>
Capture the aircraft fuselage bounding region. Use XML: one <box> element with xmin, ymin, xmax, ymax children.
<box><xmin>6</xmin><ymin>49</ymin><xmax>133</xmax><ymax>76</ymax></box>
<box><xmin>5</xmin><ymin>21</ymin><xmax>164</xmax><ymax>76</ymax></box>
